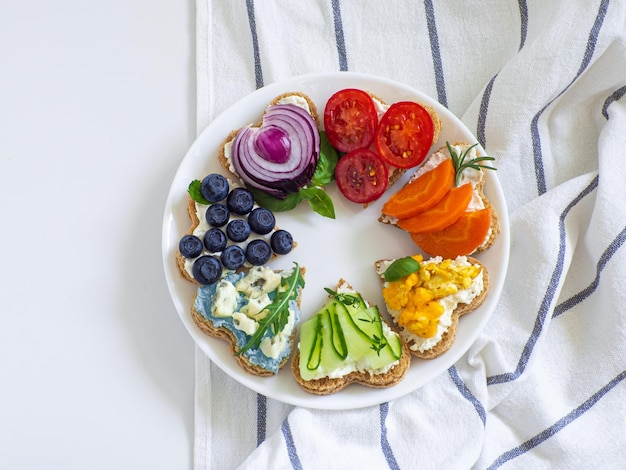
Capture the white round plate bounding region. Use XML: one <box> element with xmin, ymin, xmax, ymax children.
<box><xmin>162</xmin><ymin>72</ymin><xmax>510</xmax><ymax>410</ymax></box>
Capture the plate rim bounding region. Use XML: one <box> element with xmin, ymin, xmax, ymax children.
<box><xmin>162</xmin><ymin>71</ymin><xmax>510</xmax><ymax>410</ymax></box>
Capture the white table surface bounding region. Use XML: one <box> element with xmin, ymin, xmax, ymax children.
<box><xmin>1</xmin><ymin>1</ymin><xmax>196</xmax><ymax>468</ymax></box>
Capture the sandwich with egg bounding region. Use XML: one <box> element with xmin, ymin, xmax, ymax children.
<box><xmin>375</xmin><ymin>254</ymin><xmax>488</xmax><ymax>359</ymax></box>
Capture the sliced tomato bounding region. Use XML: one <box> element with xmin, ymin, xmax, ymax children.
<box><xmin>335</xmin><ymin>149</ymin><xmax>389</xmax><ymax>204</ymax></box>
<box><xmin>375</xmin><ymin>101</ymin><xmax>435</xmax><ymax>169</ymax></box>
<box><xmin>324</xmin><ymin>88</ymin><xmax>378</xmax><ymax>153</ymax></box>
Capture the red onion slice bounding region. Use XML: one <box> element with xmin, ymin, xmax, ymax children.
<box><xmin>231</xmin><ymin>104</ymin><xmax>320</xmax><ymax>198</ymax></box>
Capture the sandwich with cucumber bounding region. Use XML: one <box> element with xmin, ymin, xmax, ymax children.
<box><xmin>291</xmin><ymin>280</ymin><xmax>410</xmax><ymax>395</ymax></box>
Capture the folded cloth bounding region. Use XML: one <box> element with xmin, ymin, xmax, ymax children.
<box><xmin>194</xmin><ymin>1</ymin><xmax>626</xmax><ymax>468</ymax></box>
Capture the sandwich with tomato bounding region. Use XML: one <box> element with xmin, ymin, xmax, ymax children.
<box><xmin>323</xmin><ymin>88</ymin><xmax>442</xmax><ymax>206</ymax></box>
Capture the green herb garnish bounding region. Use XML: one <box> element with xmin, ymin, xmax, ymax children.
<box><xmin>187</xmin><ymin>179</ymin><xmax>210</xmax><ymax>205</ymax></box>
<box><xmin>324</xmin><ymin>287</ymin><xmax>357</xmax><ymax>305</ymax></box>
<box><xmin>310</xmin><ymin>131</ymin><xmax>340</xmax><ymax>187</ymax></box>
<box><xmin>299</xmin><ymin>186</ymin><xmax>335</xmax><ymax>219</ymax></box>
<box><xmin>235</xmin><ymin>263</ymin><xmax>305</xmax><ymax>356</ymax></box>
<box><xmin>383</xmin><ymin>257</ymin><xmax>420</xmax><ymax>282</ymax></box>
<box><xmin>447</xmin><ymin>142</ymin><xmax>496</xmax><ymax>187</ymax></box>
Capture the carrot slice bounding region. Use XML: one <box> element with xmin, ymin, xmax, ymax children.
<box><xmin>382</xmin><ymin>159</ymin><xmax>455</xmax><ymax>219</ymax></box>
<box><xmin>410</xmin><ymin>208</ymin><xmax>492</xmax><ymax>258</ymax></box>
<box><xmin>397</xmin><ymin>183</ymin><xmax>473</xmax><ymax>233</ymax></box>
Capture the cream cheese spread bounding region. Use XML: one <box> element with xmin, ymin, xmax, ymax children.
<box><xmin>194</xmin><ymin>267</ymin><xmax>301</xmax><ymax>373</ymax></box>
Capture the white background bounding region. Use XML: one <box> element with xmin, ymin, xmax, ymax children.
<box><xmin>1</xmin><ymin>1</ymin><xmax>195</xmax><ymax>468</ymax></box>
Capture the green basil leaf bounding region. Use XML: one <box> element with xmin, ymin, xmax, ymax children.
<box><xmin>299</xmin><ymin>186</ymin><xmax>336</xmax><ymax>219</ymax></box>
<box><xmin>310</xmin><ymin>131</ymin><xmax>339</xmax><ymax>187</ymax></box>
<box><xmin>247</xmin><ymin>186</ymin><xmax>303</xmax><ymax>212</ymax></box>
<box><xmin>188</xmin><ymin>180</ymin><xmax>210</xmax><ymax>205</ymax></box>
<box><xmin>383</xmin><ymin>257</ymin><xmax>420</xmax><ymax>282</ymax></box>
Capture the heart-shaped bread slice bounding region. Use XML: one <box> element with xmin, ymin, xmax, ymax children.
<box><xmin>291</xmin><ymin>279</ymin><xmax>411</xmax><ymax>395</ymax></box>
<box><xmin>375</xmin><ymin>255</ymin><xmax>489</xmax><ymax>360</ymax></box>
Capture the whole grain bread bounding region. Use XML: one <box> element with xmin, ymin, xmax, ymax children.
<box><xmin>291</xmin><ymin>279</ymin><xmax>411</xmax><ymax>395</ymax></box>
<box><xmin>374</xmin><ymin>257</ymin><xmax>489</xmax><ymax>360</ymax></box>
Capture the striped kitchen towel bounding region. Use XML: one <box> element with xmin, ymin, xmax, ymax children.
<box><xmin>193</xmin><ymin>1</ymin><xmax>626</xmax><ymax>468</ymax></box>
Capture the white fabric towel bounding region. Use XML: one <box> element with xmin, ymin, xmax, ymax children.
<box><xmin>193</xmin><ymin>1</ymin><xmax>626</xmax><ymax>468</ymax></box>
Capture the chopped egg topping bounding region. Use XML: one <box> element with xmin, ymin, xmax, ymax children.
<box><xmin>382</xmin><ymin>255</ymin><xmax>481</xmax><ymax>339</ymax></box>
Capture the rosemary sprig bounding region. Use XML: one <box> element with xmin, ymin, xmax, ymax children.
<box><xmin>236</xmin><ymin>263</ymin><xmax>305</xmax><ymax>356</ymax></box>
<box><xmin>447</xmin><ymin>142</ymin><xmax>496</xmax><ymax>187</ymax></box>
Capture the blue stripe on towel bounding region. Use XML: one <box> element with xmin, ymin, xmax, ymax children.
<box><xmin>245</xmin><ymin>0</ymin><xmax>264</xmax><ymax>89</ymax></box>
<box><xmin>331</xmin><ymin>0</ymin><xmax>348</xmax><ymax>71</ymax></box>
<box><xmin>601</xmin><ymin>85</ymin><xmax>626</xmax><ymax>119</ymax></box>
<box><xmin>477</xmin><ymin>0</ymin><xmax>527</xmax><ymax>147</ymax></box>
<box><xmin>518</xmin><ymin>0</ymin><xmax>528</xmax><ymax>50</ymax></box>
<box><xmin>477</xmin><ymin>75</ymin><xmax>497</xmax><ymax>148</ymax></box>
<box><xmin>256</xmin><ymin>394</ymin><xmax>267</xmax><ymax>446</ymax></box>
<box><xmin>281</xmin><ymin>417</ymin><xmax>303</xmax><ymax>470</ymax></box>
<box><xmin>448</xmin><ymin>366</ymin><xmax>486</xmax><ymax>427</ymax></box>
<box><xmin>487</xmin><ymin>176</ymin><xmax>599</xmax><ymax>386</ymax></box>
<box><xmin>423</xmin><ymin>0</ymin><xmax>447</xmax><ymax>107</ymax></box>
<box><xmin>486</xmin><ymin>370</ymin><xmax>626</xmax><ymax>469</ymax></box>
<box><xmin>379</xmin><ymin>402</ymin><xmax>400</xmax><ymax>470</ymax></box>
<box><xmin>531</xmin><ymin>0</ymin><xmax>609</xmax><ymax>196</ymax></box>
<box><xmin>553</xmin><ymin>226</ymin><xmax>626</xmax><ymax>318</ymax></box>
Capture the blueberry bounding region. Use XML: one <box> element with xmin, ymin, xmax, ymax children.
<box><xmin>192</xmin><ymin>256</ymin><xmax>222</xmax><ymax>285</ymax></box>
<box><xmin>205</xmin><ymin>203</ymin><xmax>230</xmax><ymax>227</ymax></box>
<box><xmin>245</xmin><ymin>239</ymin><xmax>272</xmax><ymax>266</ymax></box>
<box><xmin>226</xmin><ymin>219</ymin><xmax>250</xmax><ymax>242</ymax></box>
<box><xmin>203</xmin><ymin>228</ymin><xmax>227</xmax><ymax>253</ymax></box>
<box><xmin>200</xmin><ymin>174</ymin><xmax>229</xmax><ymax>202</ymax></box>
<box><xmin>226</xmin><ymin>187</ymin><xmax>255</xmax><ymax>215</ymax></box>
<box><xmin>220</xmin><ymin>245</ymin><xmax>246</xmax><ymax>270</ymax></box>
<box><xmin>270</xmin><ymin>230</ymin><xmax>294</xmax><ymax>255</ymax></box>
<box><xmin>178</xmin><ymin>234</ymin><xmax>204</xmax><ymax>258</ymax></box>
<box><xmin>248</xmin><ymin>207</ymin><xmax>276</xmax><ymax>235</ymax></box>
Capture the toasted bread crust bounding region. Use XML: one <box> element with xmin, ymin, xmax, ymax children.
<box><xmin>191</xmin><ymin>267</ymin><xmax>306</xmax><ymax>377</ymax></box>
<box><xmin>290</xmin><ymin>340</ymin><xmax>411</xmax><ymax>395</ymax></box>
<box><xmin>290</xmin><ymin>279</ymin><xmax>411</xmax><ymax>395</ymax></box>
<box><xmin>375</xmin><ymin>256</ymin><xmax>489</xmax><ymax>360</ymax></box>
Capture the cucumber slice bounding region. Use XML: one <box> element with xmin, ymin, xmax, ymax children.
<box><xmin>303</xmin><ymin>315</ymin><xmax>322</xmax><ymax>371</ymax></box>
<box><xmin>327</xmin><ymin>307</ymin><xmax>348</xmax><ymax>360</ymax></box>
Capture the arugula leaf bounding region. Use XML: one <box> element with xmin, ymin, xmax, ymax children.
<box><xmin>236</xmin><ymin>264</ymin><xmax>305</xmax><ymax>356</ymax></box>
<box><xmin>247</xmin><ymin>186</ymin><xmax>303</xmax><ymax>212</ymax></box>
<box><xmin>383</xmin><ymin>257</ymin><xmax>421</xmax><ymax>282</ymax></box>
<box><xmin>188</xmin><ymin>180</ymin><xmax>210</xmax><ymax>205</ymax></box>
<box><xmin>299</xmin><ymin>186</ymin><xmax>336</xmax><ymax>219</ymax></box>
<box><xmin>310</xmin><ymin>131</ymin><xmax>339</xmax><ymax>187</ymax></box>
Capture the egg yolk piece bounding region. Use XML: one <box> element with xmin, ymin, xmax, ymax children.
<box><xmin>382</xmin><ymin>256</ymin><xmax>481</xmax><ymax>338</ymax></box>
